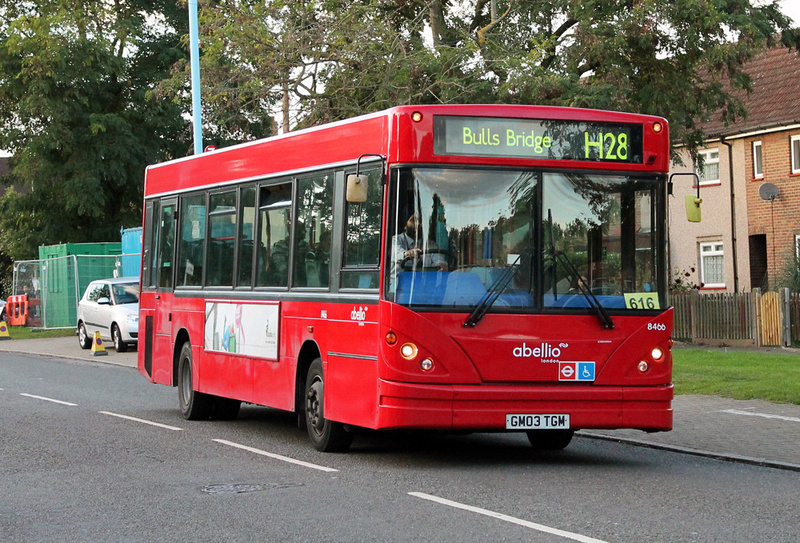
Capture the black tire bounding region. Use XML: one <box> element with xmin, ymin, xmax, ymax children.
<box><xmin>111</xmin><ymin>324</ymin><xmax>128</xmax><ymax>352</ymax></box>
<box><xmin>78</xmin><ymin>322</ymin><xmax>92</xmax><ymax>349</ymax></box>
<box><xmin>304</xmin><ymin>358</ymin><xmax>353</xmax><ymax>452</ymax></box>
<box><xmin>526</xmin><ymin>429</ymin><xmax>574</xmax><ymax>451</ymax></box>
<box><xmin>210</xmin><ymin>397</ymin><xmax>241</xmax><ymax>420</ymax></box>
<box><xmin>177</xmin><ymin>342</ymin><xmax>212</xmax><ymax>420</ymax></box>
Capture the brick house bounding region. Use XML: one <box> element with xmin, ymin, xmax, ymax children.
<box><xmin>669</xmin><ymin>46</ymin><xmax>800</xmax><ymax>293</ymax></box>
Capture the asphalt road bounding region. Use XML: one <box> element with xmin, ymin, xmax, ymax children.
<box><xmin>2</xmin><ymin>352</ymin><xmax>800</xmax><ymax>542</ymax></box>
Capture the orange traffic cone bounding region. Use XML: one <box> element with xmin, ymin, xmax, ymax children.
<box><xmin>91</xmin><ymin>331</ymin><xmax>108</xmax><ymax>356</ymax></box>
<box><xmin>0</xmin><ymin>320</ymin><xmax>9</xmax><ymax>340</ymax></box>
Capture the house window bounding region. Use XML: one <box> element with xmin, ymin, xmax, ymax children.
<box><xmin>792</xmin><ymin>135</ymin><xmax>800</xmax><ymax>174</ymax></box>
<box><xmin>699</xmin><ymin>242</ymin><xmax>725</xmax><ymax>288</ymax></box>
<box><xmin>697</xmin><ymin>149</ymin><xmax>720</xmax><ymax>185</ymax></box>
<box><xmin>753</xmin><ymin>141</ymin><xmax>763</xmax><ymax>179</ymax></box>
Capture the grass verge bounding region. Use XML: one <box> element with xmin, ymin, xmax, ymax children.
<box><xmin>673</xmin><ymin>347</ymin><xmax>800</xmax><ymax>404</ymax></box>
<box><xmin>4</xmin><ymin>326</ymin><xmax>76</xmax><ymax>340</ymax></box>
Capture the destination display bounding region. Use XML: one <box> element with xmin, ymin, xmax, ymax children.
<box><xmin>433</xmin><ymin>115</ymin><xmax>644</xmax><ymax>163</ymax></box>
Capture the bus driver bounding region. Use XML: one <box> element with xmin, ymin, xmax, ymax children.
<box><xmin>392</xmin><ymin>213</ymin><xmax>448</xmax><ymax>271</ymax></box>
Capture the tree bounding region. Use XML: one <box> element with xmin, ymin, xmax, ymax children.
<box><xmin>174</xmin><ymin>0</ymin><xmax>799</xmax><ymax>152</ymax></box>
<box><xmin>0</xmin><ymin>1</ymin><xmax>191</xmax><ymax>261</ymax></box>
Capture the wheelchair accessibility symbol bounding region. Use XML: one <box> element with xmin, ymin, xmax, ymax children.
<box><xmin>559</xmin><ymin>362</ymin><xmax>595</xmax><ymax>382</ymax></box>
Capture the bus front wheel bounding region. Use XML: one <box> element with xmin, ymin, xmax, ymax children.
<box><xmin>178</xmin><ymin>342</ymin><xmax>212</xmax><ymax>420</ymax></box>
<box><xmin>304</xmin><ymin>359</ymin><xmax>353</xmax><ymax>452</ymax></box>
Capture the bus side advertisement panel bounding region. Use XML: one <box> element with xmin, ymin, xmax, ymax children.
<box><xmin>203</xmin><ymin>301</ymin><xmax>279</xmax><ymax>360</ymax></box>
<box><xmin>199</xmin><ymin>301</ymin><xmax>280</xmax><ymax>404</ymax></box>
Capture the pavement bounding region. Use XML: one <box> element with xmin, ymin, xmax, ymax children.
<box><xmin>1</xmin><ymin>336</ymin><xmax>799</xmax><ymax>471</ymax></box>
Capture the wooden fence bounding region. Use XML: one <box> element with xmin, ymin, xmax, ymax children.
<box><xmin>671</xmin><ymin>288</ymin><xmax>798</xmax><ymax>347</ymax></box>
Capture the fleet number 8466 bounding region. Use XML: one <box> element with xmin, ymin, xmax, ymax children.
<box><xmin>648</xmin><ymin>323</ymin><xmax>667</xmax><ymax>331</ymax></box>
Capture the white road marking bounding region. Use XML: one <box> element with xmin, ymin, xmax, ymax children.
<box><xmin>721</xmin><ymin>409</ymin><xmax>800</xmax><ymax>423</ymax></box>
<box><xmin>213</xmin><ymin>439</ymin><xmax>338</xmax><ymax>473</ymax></box>
<box><xmin>409</xmin><ymin>492</ymin><xmax>609</xmax><ymax>543</ymax></box>
<box><xmin>99</xmin><ymin>411</ymin><xmax>183</xmax><ymax>431</ymax></box>
<box><xmin>19</xmin><ymin>393</ymin><xmax>77</xmax><ymax>406</ymax></box>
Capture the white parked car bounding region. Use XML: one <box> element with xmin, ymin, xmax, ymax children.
<box><xmin>77</xmin><ymin>277</ymin><xmax>139</xmax><ymax>352</ymax></box>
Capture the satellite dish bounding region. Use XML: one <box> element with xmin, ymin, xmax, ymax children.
<box><xmin>759</xmin><ymin>182</ymin><xmax>779</xmax><ymax>201</ymax></box>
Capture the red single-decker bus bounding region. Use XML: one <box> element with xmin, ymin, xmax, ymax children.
<box><xmin>138</xmin><ymin>104</ymin><xmax>673</xmax><ymax>451</ymax></box>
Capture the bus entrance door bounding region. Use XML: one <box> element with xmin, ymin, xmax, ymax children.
<box><xmin>150</xmin><ymin>198</ymin><xmax>177</xmax><ymax>384</ymax></box>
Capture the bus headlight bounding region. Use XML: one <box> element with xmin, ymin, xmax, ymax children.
<box><xmin>400</xmin><ymin>343</ymin><xmax>418</xmax><ymax>360</ymax></box>
<box><xmin>651</xmin><ymin>347</ymin><xmax>664</xmax><ymax>362</ymax></box>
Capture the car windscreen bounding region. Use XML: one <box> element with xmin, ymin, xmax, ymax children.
<box><xmin>112</xmin><ymin>283</ymin><xmax>139</xmax><ymax>304</ymax></box>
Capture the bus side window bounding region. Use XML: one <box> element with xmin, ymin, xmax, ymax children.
<box><xmin>295</xmin><ymin>174</ymin><xmax>332</xmax><ymax>288</ymax></box>
<box><xmin>156</xmin><ymin>200</ymin><xmax>176</xmax><ymax>290</ymax></box>
<box><xmin>206</xmin><ymin>191</ymin><xmax>237</xmax><ymax>287</ymax></box>
<box><xmin>237</xmin><ymin>187</ymin><xmax>256</xmax><ymax>287</ymax></box>
<box><xmin>142</xmin><ymin>201</ymin><xmax>156</xmax><ymax>288</ymax></box>
<box><xmin>256</xmin><ymin>183</ymin><xmax>292</xmax><ymax>288</ymax></box>
<box><xmin>177</xmin><ymin>194</ymin><xmax>206</xmax><ymax>287</ymax></box>
<box><xmin>341</xmin><ymin>168</ymin><xmax>382</xmax><ymax>289</ymax></box>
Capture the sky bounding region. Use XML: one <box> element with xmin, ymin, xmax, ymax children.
<box><xmin>779</xmin><ymin>0</ymin><xmax>800</xmax><ymax>26</ymax></box>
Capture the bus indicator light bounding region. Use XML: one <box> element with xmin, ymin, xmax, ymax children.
<box><xmin>653</xmin><ymin>122</ymin><xmax>663</xmax><ymax>133</ymax></box>
<box><xmin>420</xmin><ymin>358</ymin><xmax>434</xmax><ymax>371</ymax></box>
<box><xmin>411</xmin><ymin>111</ymin><xmax>423</xmax><ymax>122</ymax></box>
<box><xmin>638</xmin><ymin>361</ymin><xmax>649</xmax><ymax>373</ymax></box>
<box><xmin>385</xmin><ymin>332</ymin><xmax>397</xmax><ymax>345</ymax></box>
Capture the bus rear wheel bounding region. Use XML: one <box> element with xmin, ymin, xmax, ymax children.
<box><xmin>526</xmin><ymin>429</ymin><xmax>574</xmax><ymax>451</ymax></box>
<box><xmin>178</xmin><ymin>342</ymin><xmax>212</xmax><ymax>420</ymax></box>
<box><xmin>304</xmin><ymin>358</ymin><xmax>353</xmax><ymax>452</ymax></box>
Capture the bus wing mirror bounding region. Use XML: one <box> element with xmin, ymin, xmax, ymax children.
<box><xmin>685</xmin><ymin>195</ymin><xmax>702</xmax><ymax>222</ymax></box>
<box><xmin>669</xmin><ymin>172</ymin><xmax>702</xmax><ymax>223</ymax></box>
<box><xmin>346</xmin><ymin>174</ymin><xmax>368</xmax><ymax>203</ymax></box>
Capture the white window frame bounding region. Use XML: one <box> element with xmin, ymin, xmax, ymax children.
<box><xmin>697</xmin><ymin>149</ymin><xmax>720</xmax><ymax>185</ymax></box>
<box><xmin>796</xmin><ymin>234</ymin><xmax>800</xmax><ymax>261</ymax></box>
<box><xmin>752</xmin><ymin>140</ymin><xmax>763</xmax><ymax>179</ymax></box>
<box><xmin>791</xmin><ymin>135</ymin><xmax>800</xmax><ymax>174</ymax></box>
<box><xmin>699</xmin><ymin>241</ymin><xmax>725</xmax><ymax>288</ymax></box>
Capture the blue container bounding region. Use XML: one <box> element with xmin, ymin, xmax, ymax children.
<box><xmin>121</xmin><ymin>227</ymin><xmax>143</xmax><ymax>278</ymax></box>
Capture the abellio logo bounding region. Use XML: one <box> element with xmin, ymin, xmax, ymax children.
<box><xmin>350</xmin><ymin>306</ymin><xmax>367</xmax><ymax>321</ymax></box>
<box><xmin>512</xmin><ymin>342</ymin><xmax>566</xmax><ymax>359</ymax></box>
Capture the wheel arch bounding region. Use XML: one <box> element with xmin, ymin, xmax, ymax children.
<box><xmin>294</xmin><ymin>339</ymin><xmax>322</xmax><ymax>415</ymax></box>
<box><xmin>172</xmin><ymin>328</ymin><xmax>191</xmax><ymax>387</ymax></box>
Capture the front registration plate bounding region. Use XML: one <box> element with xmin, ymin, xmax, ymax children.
<box><xmin>506</xmin><ymin>414</ymin><xmax>570</xmax><ymax>430</ymax></box>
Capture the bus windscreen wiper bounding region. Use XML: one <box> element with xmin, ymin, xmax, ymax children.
<box><xmin>552</xmin><ymin>250</ymin><xmax>615</xmax><ymax>330</ymax></box>
<box><xmin>463</xmin><ymin>246</ymin><xmax>534</xmax><ymax>328</ymax></box>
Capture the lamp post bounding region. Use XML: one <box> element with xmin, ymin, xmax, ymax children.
<box><xmin>188</xmin><ymin>0</ymin><xmax>203</xmax><ymax>155</ymax></box>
